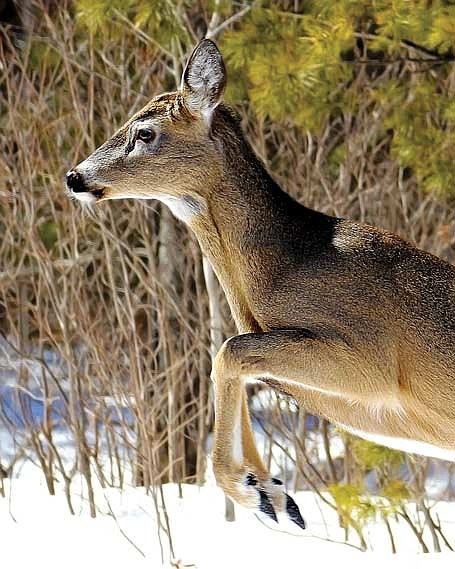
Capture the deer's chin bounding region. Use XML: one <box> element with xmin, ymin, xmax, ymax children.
<box><xmin>72</xmin><ymin>186</ymin><xmax>107</xmax><ymax>203</ymax></box>
<box><xmin>72</xmin><ymin>191</ymin><xmax>98</xmax><ymax>204</ymax></box>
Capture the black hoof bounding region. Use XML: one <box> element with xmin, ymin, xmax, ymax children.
<box><xmin>285</xmin><ymin>493</ymin><xmax>306</xmax><ymax>530</ymax></box>
<box><xmin>258</xmin><ymin>489</ymin><xmax>278</xmax><ymax>523</ymax></box>
<box><xmin>245</xmin><ymin>472</ymin><xmax>305</xmax><ymax>528</ymax></box>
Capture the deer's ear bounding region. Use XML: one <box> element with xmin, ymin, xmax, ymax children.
<box><xmin>181</xmin><ymin>39</ymin><xmax>226</xmax><ymax>120</ymax></box>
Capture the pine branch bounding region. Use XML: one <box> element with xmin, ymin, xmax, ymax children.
<box><xmin>354</xmin><ymin>32</ymin><xmax>455</xmax><ymax>63</ymax></box>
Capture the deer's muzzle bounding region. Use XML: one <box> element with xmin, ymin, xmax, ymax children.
<box><xmin>65</xmin><ymin>169</ymin><xmax>105</xmax><ymax>203</ymax></box>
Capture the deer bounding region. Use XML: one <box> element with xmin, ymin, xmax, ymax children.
<box><xmin>66</xmin><ymin>39</ymin><xmax>455</xmax><ymax>530</ymax></box>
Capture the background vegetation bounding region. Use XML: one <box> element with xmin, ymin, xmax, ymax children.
<box><xmin>0</xmin><ymin>0</ymin><xmax>454</xmax><ymax>553</ymax></box>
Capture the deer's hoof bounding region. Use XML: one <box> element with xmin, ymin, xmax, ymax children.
<box><xmin>245</xmin><ymin>473</ymin><xmax>306</xmax><ymax>530</ymax></box>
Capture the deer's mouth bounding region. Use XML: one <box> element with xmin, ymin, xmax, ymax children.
<box><xmin>91</xmin><ymin>187</ymin><xmax>106</xmax><ymax>200</ymax></box>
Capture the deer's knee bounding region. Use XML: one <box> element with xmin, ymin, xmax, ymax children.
<box><xmin>212</xmin><ymin>334</ymin><xmax>252</xmax><ymax>381</ymax></box>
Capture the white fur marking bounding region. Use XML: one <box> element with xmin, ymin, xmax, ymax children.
<box><xmin>365</xmin><ymin>399</ymin><xmax>406</xmax><ymax>422</ymax></box>
<box><xmin>338</xmin><ymin>423</ymin><xmax>455</xmax><ymax>462</ymax></box>
<box><xmin>73</xmin><ymin>192</ymin><xmax>97</xmax><ymax>204</ymax></box>
<box><xmin>160</xmin><ymin>195</ymin><xmax>201</xmax><ymax>224</ymax></box>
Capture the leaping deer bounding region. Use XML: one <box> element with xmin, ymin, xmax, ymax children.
<box><xmin>66</xmin><ymin>40</ymin><xmax>455</xmax><ymax>529</ymax></box>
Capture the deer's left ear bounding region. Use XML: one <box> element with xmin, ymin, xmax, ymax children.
<box><xmin>181</xmin><ymin>39</ymin><xmax>226</xmax><ymax>121</ymax></box>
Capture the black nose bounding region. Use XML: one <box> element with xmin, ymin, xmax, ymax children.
<box><xmin>66</xmin><ymin>170</ymin><xmax>87</xmax><ymax>193</ymax></box>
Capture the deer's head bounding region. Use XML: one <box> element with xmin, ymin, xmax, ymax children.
<box><xmin>66</xmin><ymin>39</ymin><xmax>228</xmax><ymax>222</ymax></box>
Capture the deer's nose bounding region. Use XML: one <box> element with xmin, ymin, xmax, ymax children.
<box><xmin>66</xmin><ymin>170</ymin><xmax>87</xmax><ymax>193</ymax></box>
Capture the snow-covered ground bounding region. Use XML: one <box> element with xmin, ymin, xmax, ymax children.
<box><xmin>2</xmin><ymin>367</ymin><xmax>455</xmax><ymax>567</ymax></box>
<box><xmin>2</xmin><ymin>462</ymin><xmax>455</xmax><ymax>569</ymax></box>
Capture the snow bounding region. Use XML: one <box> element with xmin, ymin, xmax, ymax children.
<box><xmin>2</xmin><ymin>369</ymin><xmax>455</xmax><ymax>567</ymax></box>
<box><xmin>2</xmin><ymin>463</ymin><xmax>455</xmax><ymax>569</ymax></box>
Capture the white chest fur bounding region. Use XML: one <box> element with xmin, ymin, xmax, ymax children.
<box><xmin>160</xmin><ymin>195</ymin><xmax>204</xmax><ymax>224</ymax></box>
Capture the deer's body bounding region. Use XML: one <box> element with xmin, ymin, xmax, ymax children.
<box><xmin>66</xmin><ymin>40</ymin><xmax>455</xmax><ymax>527</ymax></box>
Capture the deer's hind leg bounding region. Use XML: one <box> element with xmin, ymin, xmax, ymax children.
<box><xmin>211</xmin><ymin>328</ymin><xmax>389</xmax><ymax>528</ymax></box>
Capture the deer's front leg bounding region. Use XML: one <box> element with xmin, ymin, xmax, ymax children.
<box><xmin>212</xmin><ymin>333</ymin><xmax>307</xmax><ymax>529</ymax></box>
<box><xmin>211</xmin><ymin>327</ymin><xmax>382</xmax><ymax>527</ymax></box>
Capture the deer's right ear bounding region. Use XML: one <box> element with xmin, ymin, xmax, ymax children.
<box><xmin>181</xmin><ymin>39</ymin><xmax>226</xmax><ymax>121</ymax></box>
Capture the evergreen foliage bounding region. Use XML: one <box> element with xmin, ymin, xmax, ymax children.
<box><xmin>221</xmin><ymin>1</ymin><xmax>455</xmax><ymax>194</ymax></box>
<box><xmin>76</xmin><ymin>0</ymin><xmax>189</xmax><ymax>45</ymax></box>
<box><xmin>329</xmin><ymin>435</ymin><xmax>410</xmax><ymax>536</ymax></box>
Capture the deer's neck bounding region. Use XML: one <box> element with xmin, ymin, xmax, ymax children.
<box><xmin>183</xmin><ymin>145</ymin><xmax>306</xmax><ymax>331</ymax></box>
<box><xmin>192</xmin><ymin>151</ymin><xmax>294</xmax><ymax>247</ymax></box>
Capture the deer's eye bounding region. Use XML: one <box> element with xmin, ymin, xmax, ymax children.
<box><xmin>136</xmin><ymin>128</ymin><xmax>156</xmax><ymax>143</ymax></box>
